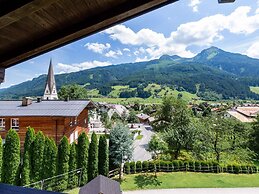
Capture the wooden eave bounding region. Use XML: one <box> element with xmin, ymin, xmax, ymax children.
<box><xmin>0</xmin><ymin>0</ymin><xmax>178</xmax><ymax>69</ymax></box>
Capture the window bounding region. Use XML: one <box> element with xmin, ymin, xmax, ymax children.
<box><xmin>0</xmin><ymin>118</ymin><xmax>5</xmax><ymax>130</ymax></box>
<box><xmin>70</xmin><ymin>133</ymin><xmax>74</xmax><ymax>144</ymax></box>
<box><xmin>11</xmin><ymin>118</ymin><xmax>19</xmax><ymax>130</ymax></box>
<box><xmin>75</xmin><ymin>131</ymin><xmax>78</xmax><ymax>140</ymax></box>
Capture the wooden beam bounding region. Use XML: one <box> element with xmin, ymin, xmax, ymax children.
<box><xmin>0</xmin><ymin>0</ymin><xmax>178</xmax><ymax>68</ymax></box>
<box><xmin>0</xmin><ymin>68</ymin><xmax>5</xmax><ymax>84</ymax></box>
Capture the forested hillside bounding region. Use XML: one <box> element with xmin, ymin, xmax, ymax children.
<box><xmin>0</xmin><ymin>47</ymin><xmax>259</xmax><ymax>100</ymax></box>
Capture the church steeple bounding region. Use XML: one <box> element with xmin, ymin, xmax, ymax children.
<box><xmin>43</xmin><ymin>59</ymin><xmax>58</xmax><ymax>100</ymax></box>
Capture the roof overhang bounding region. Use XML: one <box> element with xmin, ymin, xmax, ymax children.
<box><xmin>0</xmin><ymin>0</ymin><xmax>178</xmax><ymax>69</ymax></box>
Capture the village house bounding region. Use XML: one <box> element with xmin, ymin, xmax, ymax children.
<box><xmin>136</xmin><ymin>113</ymin><xmax>155</xmax><ymax>124</ymax></box>
<box><xmin>0</xmin><ymin>98</ymin><xmax>95</xmax><ymax>146</ymax></box>
<box><xmin>226</xmin><ymin>106</ymin><xmax>259</xmax><ymax>123</ymax></box>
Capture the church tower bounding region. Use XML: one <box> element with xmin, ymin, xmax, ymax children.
<box><xmin>43</xmin><ymin>59</ymin><xmax>58</xmax><ymax>100</ymax></box>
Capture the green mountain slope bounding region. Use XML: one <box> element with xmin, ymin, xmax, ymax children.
<box><xmin>0</xmin><ymin>47</ymin><xmax>259</xmax><ymax>100</ymax></box>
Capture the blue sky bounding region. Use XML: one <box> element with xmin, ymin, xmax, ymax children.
<box><xmin>1</xmin><ymin>0</ymin><xmax>259</xmax><ymax>88</ymax></box>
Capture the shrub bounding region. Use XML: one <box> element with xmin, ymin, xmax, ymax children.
<box><xmin>136</xmin><ymin>161</ymin><xmax>142</xmax><ymax>173</ymax></box>
<box><xmin>227</xmin><ymin>165</ymin><xmax>233</xmax><ymax>173</ymax></box>
<box><xmin>184</xmin><ymin>161</ymin><xmax>189</xmax><ymax>171</ymax></box>
<box><xmin>211</xmin><ymin>161</ymin><xmax>219</xmax><ymax>173</ymax></box>
<box><xmin>172</xmin><ymin>160</ymin><xmax>179</xmax><ymax>171</ymax></box>
<box><xmin>88</xmin><ymin>132</ymin><xmax>98</xmax><ymax>181</ymax></box>
<box><xmin>233</xmin><ymin>164</ymin><xmax>240</xmax><ymax>174</ymax></box>
<box><xmin>98</xmin><ymin>135</ymin><xmax>109</xmax><ymax>176</ymax></box>
<box><xmin>148</xmin><ymin>161</ymin><xmax>155</xmax><ymax>172</ymax></box>
<box><xmin>188</xmin><ymin>161</ymin><xmax>195</xmax><ymax>172</ymax></box>
<box><xmin>130</xmin><ymin>162</ymin><xmax>136</xmax><ymax>174</ymax></box>
<box><xmin>159</xmin><ymin>161</ymin><xmax>168</xmax><ymax>172</ymax></box>
<box><xmin>68</xmin><ymin>143</ymin><xmax>77</xmax><ymax>189</ymax></box>
<box><xmin>195</xmin><ymin>161</ymin><xmax>201</xmax><ymax>172</ymax></box>
<box><xmin>2</xmin><ymin>130</ymin><xmax>20</xmax><ymax>185</ymax></box>
<box><xmin>124</xmin><ymin>162</ymin><xmax>130</xmax><ymax>174</ymax></box>
<box><xmin>142</xmin><ymin>161</ymin><xmax>149</xmax><ymax>172</ymax></box>
<box><xmin>178</xmin><ymin>160</ymin><xmax>184</xmax><ymax>171</ymax></box>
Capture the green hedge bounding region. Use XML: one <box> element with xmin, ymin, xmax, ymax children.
<box><xmin>124</xmin><ymin>160</ymin><xmax>258</xmax><ymax>175</ymax></box>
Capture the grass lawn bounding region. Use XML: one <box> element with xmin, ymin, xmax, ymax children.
<box><xmin>120</xmin><ymin>172</ymin><xmax>259</xmax><ymax>190</ymax></box>
<box><xmin>250</xmin><ymin>86</ymin><xmax>259</xmax><ymax>94</ymax></box>
<box><xmin>136</xmin><ymin>135</ymin><xmax>143</xmax><ymax>140</ymax></box>
<box><xmin>67</xmin><ymin>188</ymin><xmax>79</xmax><ymax>194</ymax></box>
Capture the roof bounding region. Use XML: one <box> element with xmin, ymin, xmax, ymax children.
<box><xmin>0</xmin><ymin>0</ymin><xmax>178</xmax><ymax>68</ymax></box>
<box><xmin>136</xmin><ymin>113</ymin><xmax>150</xmax><ymax>120</ymax></box>
<box><xmin>0</xmin><ymin>100</ymin><xmax>95</xmax><ymax>117</ymax></box>
<box><xmin>0</xmin><ymin>183</ymin><xmax>61</xmax><ymax>194</ymax></box>
<box><xmin>236</xmin><ymin>107</ymin><xmax>259</xmax><ymax>117</ymax></box>
<box><xmin>79</xmin><ymin>175</ymin><xmax>121</xmax><ymax>194</ymax></box>
<box><xmin>227</xmin><ymin>110</ymin><xmax>255</xmax><ymax>123</ymax></box>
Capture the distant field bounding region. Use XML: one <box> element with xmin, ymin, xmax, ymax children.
<box><xmin>120</xmin><ymin>172</ymin><xmax>259</xmax><ymax>190</ymax></box>
<box><xmin>250</xmin><ymin>86</ymin><xmax>259</xmax><ymax>94</ymax></box>
<box><xmin>89</xmin><ymin>84</ymin><xmax>198</xmax><ymax>104</ymax></box>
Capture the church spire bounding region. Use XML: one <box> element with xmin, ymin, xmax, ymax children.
<box><xmin>43</xmin><ymin>59</ymin><xmax>58</xmax><ymax>100</ymax></box>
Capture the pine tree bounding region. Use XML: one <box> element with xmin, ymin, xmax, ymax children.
<box><xmin>31</xmin><ymin>131</ymin><xmax>45</xmax><ymax>182</ymax></box>
<box><xmin>98</xmin><ymin>135</ymin><xmax>108</xmax><ymax>176</ymax></box>
<box><xmin>88</xmin><ymin>132</ymin><xmax>98</xmax><ymax>181</ymax></box>
<box><xmin>2</xmin><ymin>129</ymin><xmax>20</xmax><ymax>185</ymax></box>
<box><xmin>42</xmin><ymin>137</ymin><xmax>57</xmax><ymax>190</ymax></box>
<box><xmin>57</xmin><ymin>136</ymin><xmax>70</xmax><ymax>191</ymax></box>
<box><xmin>21</xmin><ymin>127</ymin><xmax>35</xmax><ymax>186</ymax></box>
<box><xmin>0</xmin><ymin>137</ymin><xmax>3</xmax><ymax>180</ymax></box>
<box><xmin>77</xmin><ymin>132</ymin><xmax>89</xmax><ymax>186</ymax></box>
<box><xmin>68</xmin><ymin>143</ymin><xmax>78</xmax><ymax>189</ymax></box>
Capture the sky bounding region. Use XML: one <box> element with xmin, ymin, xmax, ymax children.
<box><xmin>1</xmin><ymin>0</ymin><xmax>259</xmax><ymax>89</ymax></box>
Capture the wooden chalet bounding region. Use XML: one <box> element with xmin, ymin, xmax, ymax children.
<box><xmin>0</xmin><ymin>98</ymin><xmax>95</xmax><ymax>147</ymax></box>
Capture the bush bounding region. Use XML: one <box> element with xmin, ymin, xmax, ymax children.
<box><xmin>233</xmin><ymin>164</ymin><xmax>241</xmax><ymax>174</ymax></box>
<box><xmin>136</xmin><ymin>161</ymin><xmax>142</xmax><ymax>173</ymax></box>
<box><xmin>142</xmin><ymin>161</ymin><xmax>149</xmax><ymax>171</ymax></box>
<box><xmin>159</xmin><ymin>161</ymin><xmax>168</xmax><ymax>172</ymax></box>
<box><xmin>130</xmin><ymin>162</ymin><xmax>136</xmax><ymax>174</ymax></box>
<box><xmin>88</xmin><ymin>132</ymin><xmax>98</xmax><ymax>181</ymax></box>
<box><xmin>241</xmin><ymin>166</ymin><xmax>248</xmax><ymax>174</ymax></box>
<box><xmin>178</xmin><ymin>160</ymin><xmax>184</xmax><ymax>171</ymax></box>
<box><xmin>201</xmin><ymin>161</ymin><xmax>209</xmax><ymax>172</ymax></box>
<box><xmin>227</xmin><ymin>165</ymin><xmax>233</xmax><ymax>173</ymax></box>
<box><xmin>188</xmin><ymin>161</ymin><xmax>195</xmax><ymax>172</ymax></box>
<box><xmin>172</xmin><ymin>160</ymin><xmax>179</xmax><ymax>171</ymax></box>
<box><xmin>148</xmin><ymin>161</ymin><xmax>155</xmax><ymax>172</ymax></box>
<box><xmin>124</xmin><ymin>162</ymin><xmax>130</xmax><ymax>174</ymax></box>
<box><xmin>195</xmin><ymin>161</ymin><xmax>201</xmax><ymax>172</ymax></box>
<box><xmin>211</xmin><ymin>161</ymin><xmax>219</xmax><ymax>173</ymax></box>
<box><xmin>98</xmin><ymin>135</ymin><xmax>109</xmax><ymax>176</ymax></box>
<box><xmin>184</xmin><ymin>161</ymin><xmax>189</xmax><ymax>171</ymax></box>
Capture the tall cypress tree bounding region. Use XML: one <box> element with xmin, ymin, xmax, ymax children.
<box><xmin>57</xmin><ymin>136</ymin><xmax>70</xmax><ymax>191</ymax></box>
<box><xmin>31</xmin><ymin>131</ymin><xmax>45</xmax><ymax>183</ymax></box>
<box><xmin>0</xmin><ymin>136</ymin><xmax>3</xmax><ymax>180</ymax></box>
<box><xmin>21</xmin><ymin>127</ymin><xmax>35</xmax><ymax>186</ymax></box>
<box><xmin>77</xmin><ymin>132</ymin><xmax>89</xmax><ymax>186</ymax></box>
<box><xmin>2</xmin><ymin>129</ymin><xmax>20</xmax><ymax>185</ymax></box>
<box><xmin>88</xmin><ymin>132</ymin><xmax>98</xmax><ymax>181</ymax></box>
<box><xmin>98</xmin><ymin>135</ymin><xmax>108</xmax><ymax>176</ymax></box>
<box><xmin>42</xmin><ymin>137</ymin><xmax>57</xmax><ymax>190</ymax></box>
<box><xmin>68</xmin><ymin>143</ymin><xmax>78</xmax><ymax>189</ymax></box>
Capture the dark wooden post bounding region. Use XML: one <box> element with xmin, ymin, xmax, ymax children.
<box><xmin>0</xmin><ymin>68</ymin><xmax>5</xmax><ymax>84</ymax></box>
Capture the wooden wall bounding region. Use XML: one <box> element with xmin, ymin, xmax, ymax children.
<box><xmin>0</xmin><ymin>108</ymin><xmax>89</xmax><ymax>148</ymax></box>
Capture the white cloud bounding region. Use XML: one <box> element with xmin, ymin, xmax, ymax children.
<box><xmin>104</xmin><ymin>50</ymin><xmax>123</xmax><ymax>58</ymax></box>
<box><xmin>135</xmin><ymin>56</ymin><xmax>149</xmax><ymax>62</ymax></box>
<box><xmin>84</xmin><ymin>42</ymin><xmax>111</xmax><ymax>54</ymax></box>
<box><xmin>123</xmin><ymin>48</ymin><xmax>130</xmax><ymax>52</ymax></box>
<box><xmin>246</xmin><ymin>41</ymin><xmax>259</xmax><ymax>58</ymax></box>
<box><xmin>57</xmin><ymin>60</ymin><xmax>112</xmax><ymax>73</ymax></box>
<box><xmin>104</xmin><ymin>6</ymin><xmax>259</xmax><ymax>59</ymax></box>
<box><xmin>188</xmin><ymin>0</ymin><xmax>201</xmax><ymax>12</ymax></box>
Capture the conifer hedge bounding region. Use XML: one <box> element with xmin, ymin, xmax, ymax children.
<box><xmin>88</xmin><ymin>132</ymin><xmax>98</xmax><ymax>181</ymax></box>
<box><xmin>77</xmin><ymin>132</ymin><xmax>89</xmax><ymax>186</ymax></box>
<box><xmin>68</xmin><ymin>143</ymin><xmax>78</xmax><ymax>189</ymax></box>
<box><xmin>2</xmin><ymin>129</ymin><xmax>20</xmax><ymax>185</ymax></box>
<box><xmin>98</xmin><ymin>135</ymin><xmax>109</xmax><ymax>176</ymax></box>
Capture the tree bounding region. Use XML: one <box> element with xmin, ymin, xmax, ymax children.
<box><xmin>77</xmin><ymin>132</ymin><xmax>89</xmax><ymax>186</ymax></box>
<box><xmin>2</xmin><ymin>129</ymin><xmax>20</xmax><ymax>185</ymax></box>
<box><xmin>147</xmin><ymin>134</ymin><xmax>167</xmax><ymax>160</ymax></box>
<box><xmin>147</xmin><ymin>134</ymin><xmax>167</xmax><ymax>176</ymax></box>
<box><xmin>161</xmin><ymin>97</ymin><xmax>194</xmax><ymax>159</ymax></box>
<box><xmin>98</xmin><ymin>135</ymin><xmax>108</xmax><ymax>176</ymax></box>
<box><xmin>251</xmin><ymin>116</ymin><xmax>259</xmax><ymax>156</ymax></box>
<box><xmin>68</xmin><ymin>143</ymin><xmax>78</xmax><ymax>189</ymax></box>
<box><xmin>127</xmin><ymin>111</ymin><xmax>138</xmax><ymax>123</ymax></box>
<box><xmin>21</xmin><ymin>127</ymin><xmax>35</xmax><ymax>186</ymax></box>
<box><xmin>58</xmin><ymin>84</ymin><xmax>87</xmax><ymax>100</ymax></box>
<box><xmin>57</xmin><ymin>136</ymin><xmax>70</xmax><ymax>191</ymax></box>
<box><xmin>42</xmin><ymin>137</ymin><xmax>57</xmax><ymax>190</ymax></box>
<box><xmin>109</xmin><ymin>123</ymin><xmax>133</xmax><ymax>180</ymax></box>
<box><xmin>31</xmin><ymin>131</ymin><xmax>45</xmax><ymax>182</ymax></box>
<box><xmin>88</xmin><ymin>132</ymin><xmax>98</xmax><ymax>181</ymax></box>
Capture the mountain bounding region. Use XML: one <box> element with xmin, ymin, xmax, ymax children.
<box><xmin>0</xmin><ymin>47</ymin><xmax>259</xmax><ymax>100</ymax></box>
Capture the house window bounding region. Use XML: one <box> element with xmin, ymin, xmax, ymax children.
<box><xmin>74</xmin><ymin>117</ymin><xmax>77</xmax><ymax>125</ymax></box>
<box><xmin>70</xmin><ymin>133</ymin><xmax>74</xmax><ymax>144</ymax></box>
<box><xmin>75</xmin><ymin>131</ymin><xmax>78</xmax><ymax>140</ymax></box>
<box><xmin>0</xmin><ymin>118</ymin><xmax>5</xmax><ymax>130</ymax></box>
<box><xmin>11</xmin><ymin>118</ymin><xmax>19</xmax><ymax>130</ymax></box>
